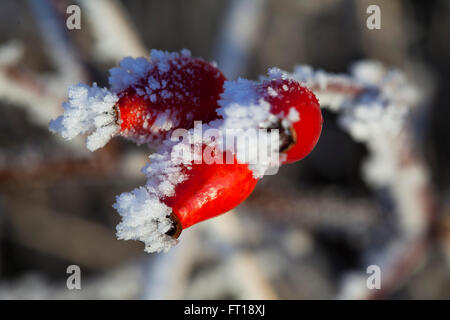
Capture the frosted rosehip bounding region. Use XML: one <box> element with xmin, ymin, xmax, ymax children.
<box><xmin>114</xmin><ymin>144</ymin><xmax>258</xmax><ymax>252</ymax></box>
<box><xmin>257</xmin><ymin>78</ymin><xmax>323</xmax><ymax>164</ymax></box>
<box><xmin>49</xmin><ymin>50</ymin><xmax>226</xmax><ymax>151</ymax></box>
<box><xmin>115</xmin><ymin>55</ymin><xmax>226</xmax><ymax>145</ymax></box>
<box><xmin>163</xmin><ymin>151</ymin><xmax>258</xmax><ymax>234</ymax></box>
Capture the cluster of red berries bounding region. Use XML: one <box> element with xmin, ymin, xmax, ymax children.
<box><xmin>112</xmin><ymin>54</ymin><xmax>322</xmax><ymax>236</ymax></box>
<box><xmin>52</xmin><ymin>51</ymin><xmax>322</xmax><ymax>251</ymax></box>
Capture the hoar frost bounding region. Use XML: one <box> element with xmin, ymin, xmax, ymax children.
<box><xmin>49</xmin><ymin>83</ymin><xmax>119</xmax><ymax>151</ymax></box>
<box><xmin>50</xmin><ymin>49</ymin><xmax>193</xmax><ymax>151</ymax></box>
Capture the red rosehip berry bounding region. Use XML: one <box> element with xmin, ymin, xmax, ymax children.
<box><xmin>163</xmin><ymin>150</ymin><xmax>258</xmax><ymax>234</ymax></box>
<box><xmin>257</xmin><ymin>78</ymin><xmax>323</xmax><ymax>164</ymax></box>
<box><xmin>115</xmin><ymin>55</ymin><xmax>226</xmax><ymax>145</ymax></box>
<box><xmin>50</xmin><ymin>50</ymin><xmax>226</xmax><ymax>151</ymax></box>
<box><xmin>114</xmin><ymin>145</ymin><xmax>258</xmax><ymax>252</ymax></box>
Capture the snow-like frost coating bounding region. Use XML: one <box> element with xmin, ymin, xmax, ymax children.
<box><xmin>50</xmin><ymin>49</ymin><xmax>196</xmax><ymax>151</ymax></box>
<box><xmin>216</xmin><ymin>78</ymin><xmax>280</xmax><ymax>178</ymax></box>
<box><xmin>108</xmin><ymin>57</ymin><xmax>151</xmax><ymax>93</ymax></box>
<box><xmin>291</xmin><ymin>61</ymin><xmax>420</xmax><ymax>188</ymax></box>
<box><xmin>114</xmin><ymin>187</ymin><xmax>177</xmax><ymax>253</ymax></box>
<box><xmin>114</xmin><ymin>138</ymin><xmax>195</xmax><ymax>253</ymax></box>
<box><xmin>49</xmin><ymin>83</ymin><xmax>119</xmax><ymax>151</ymax></box>
<box><xmin>108</xmin><ymin>49</ymin><xmax>191</xmax><ymax>93</ymax></box>
<box><xmin>287</xmin><ymin>108</ymin><xmax>300</xmax><ymax>122</ymax></box>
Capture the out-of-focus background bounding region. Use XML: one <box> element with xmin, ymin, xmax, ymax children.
<box><xmin>0</xmin><ymin>0</ymin><xmax>449</xmax><ymax>299</ymax></box>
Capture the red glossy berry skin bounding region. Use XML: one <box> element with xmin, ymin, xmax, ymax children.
<box><xmin>258</xmin><ymin>79</ymin><xmax>323</xmax><ymax>164</ymax></box>
<box><xmin>117</xmin><ymin>57</ymin><xmax>226</xmax><ymax>142</ymax></box>
<box><xmin>162</xmin><ymin>151</ymin><xmax>258</xmax><ymax>229</ymax></box>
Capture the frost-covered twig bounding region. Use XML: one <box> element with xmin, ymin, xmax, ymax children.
<box><xmin>287</xmin><ymin>61</ymin><xmax>434</xmax><ymax>299</ymax></box>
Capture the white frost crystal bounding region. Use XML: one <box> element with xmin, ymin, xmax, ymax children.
<box><xmin>114</xmin><ymin>187</ymin><xmax>177</xmax><ymax>253</ymax></box>
<box><xmin>49</xmin><ymin>83</ymin><xmax>119</xmax><ymax>151</ymax></box>
<box><xmin>108</xmin><ymin>49</ymin><xmax>191</xmax><ymax>93</ymax></box>
<box><xmin>216</xmin><ymin>79</ymin><xmax>280</xmax><ymax>178</ymax></box>
<box><xmin>291</xmin><ymin>61</ymin><xmax>420</xmax><ymax>188</ymax></box>
<box><xmin>50</xmin><ymin>50</ymin><xmax>195</xmax><ymax>152</ymax></box>
<box><xmin>114</xmin><ymin>141</ymin><xmax>192</xmax><ymax>253</ymax></box>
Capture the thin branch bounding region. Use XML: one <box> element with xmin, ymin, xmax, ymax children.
<box><xmin>27</xmin><ymin>0</ymin><xmax>87</xmax><ymax>86</ymax></box>
<box><xmin>79</xmin><ymin>0</ymin><xmax>148</xmax><ymax>62</ymax></box>
<box><xmin>4</xmin><ymin>195</ymin><xmax>143</xmax><ymax>271</ymax></box>
<box><xmin>214</xmin><ymin>0</ymin><xmax>267</xmax><ymax>79</ymax></box>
